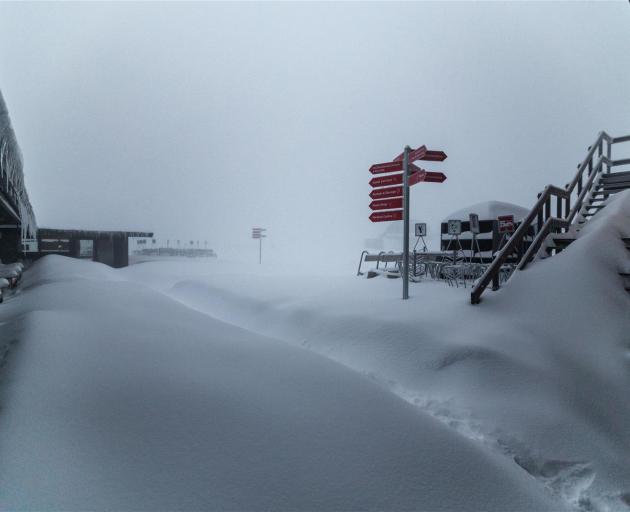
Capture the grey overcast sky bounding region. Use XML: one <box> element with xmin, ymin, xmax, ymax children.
<box><xmin>0</xmin><ymin>1</ymin><xmax>629</xmax><ymax>264</ymax></box>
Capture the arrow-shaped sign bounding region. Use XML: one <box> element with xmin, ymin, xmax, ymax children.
<box><xmin>369</xmin><ymin>161</ymin><xmax>403</xmax><ymax>175</ymax></box>
<box><xmin>370</xmin><ymin>173</ymin><xmax>403</xmax><ymax>188</ymax></box>
<box><xmin>423</xmin><ymin>171</ymin><xmax>447</xmax><ymax>182</ymax></box>
<box><xmin>369</xmin><ymin>185</ymin><xmax>403</xmax><ymax>200</ymax></box>
<box><xmin>423</xmin><ymin>150</ymin><xmax>448</xmax><ymax>162</ymax></box>
<box><xmin>393</xmin><ymin>146</ymin><xmax>447</xmax><ymax>163</ymax></box>
<box><xmin>409</xmin><ymin>170</ymin><xmax>427</xmax><ymax>186</ymax></box>
<box><xmin>369</xmin><ymin>197</ymin><xmax>403</xmax><ymax>211</ymax></box>
<box><xmin>370</xmin><ymin>210</ymin><xmax>403</xmax><ymax>223</ymax></box>
<box><xmin>409</xmin><ymin>171</ymin><xmax>447</xmax><ymax>185</ymax></box>
<box><xmin>393</xmin><ymin>145</ymin><xmax>427</xmax><ymax>163</ymax></box>
<box><xmin>371</xmin><ymin>170</ymin><xmax>442</xmax><ymax>188</ymax></box>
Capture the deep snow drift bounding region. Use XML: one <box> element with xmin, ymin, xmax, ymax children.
<box><xmin>0</xmin><ymin>260</ymin><xmax>561</xmax><ymax>510</ymax></box>
<box><xmin>1</xmin><ymin>192</ymin><xmax>630</xmax><ymax>510</ymax></box>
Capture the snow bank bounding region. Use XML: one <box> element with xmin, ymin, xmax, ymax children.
<box><xmin>0</xmin><ymin>258</ymin><xmax>562</xmax><ymax>509</ymax></box>
<box><xmin>120</xmin><ymin>191</ymin><xmax>630</xmax><ymax>511</ymax></box>
<box><xmin>3</xmin><ymin>192</ymin><xmax>630</xmax><ymax>510</ymax></box>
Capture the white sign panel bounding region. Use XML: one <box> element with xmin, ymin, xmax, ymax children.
<box><xmin>414</xmin><ymin>223</ymin><xmax>426</xmax><ymax>237</ymax></box>
<box><xmin>469</xmin><ymin>213</ymin><xmax>480</xmax><ymax>234</ymax></box>
<box><xmin>447</xmin><ymin>219</ymin><xmax>462</xmax><ymax>236</ymax></box>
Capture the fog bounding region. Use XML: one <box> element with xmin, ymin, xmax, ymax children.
<box><xmin>0</xmin><ymin>1</ymin><xmax>628</xmax><ymax>265</ymax></box>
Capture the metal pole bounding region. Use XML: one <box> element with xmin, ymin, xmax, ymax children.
<box><xmin>259</xmin><ymin>237</ymin><xmax>262</xmax><ymax>264</ymax></box>
<box><xmin>402</xmin><ymin>146</ymin><xmax>410</xmax><ymax>300</ymax></box>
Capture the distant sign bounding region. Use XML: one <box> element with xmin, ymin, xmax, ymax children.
<box><xmin>497</xmin><ymin>215</ymin><xmax>515</xmax><ymax>233</ymax></box>
<box><xmin>415</xmin><ymin>223</ymin><xmax>427</xmax><ymax>237</ymax></box>
<box><xmin>252</xmin><ymin>227</ymin><xmax>267</xmax><ymax>239</ymax></box>
<box><xmin>447</xmin><ymin>220</ymin><xmax>462</xmax><ymax>236</ymax></box>
<box><xmin>469</xmin><ymin>213</ymin><xmax>480</xmax><ymax>234</ymax></box>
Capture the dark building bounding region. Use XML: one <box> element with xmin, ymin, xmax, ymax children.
<box><xmin>1</xmin><ymin>89</ymin><xmax>151</xmax><ymax>268</ymax></box>
<box><xmin>34</xmin><ymin>229</ymin><xmax>153</xmax><ymax>268</ymax></box>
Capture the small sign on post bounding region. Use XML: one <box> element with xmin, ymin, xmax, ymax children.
<box><xmin>415</xmin><ymin>223</ymin><xmax>427</xmax><ymax>237</ymax></box>
<box><xmin>447</xmin><ymin>220</ymin><xmax>462</xmax><ymax>235</ymax></box>
<box><xmin>469</xmin><ymin>213</ymin><xmax>480</xmax><ymax>234</ymax></box>
<box><xmin>252</xmin><ymin>227</ymin><xmax>267</xmax><ymax>264</ymax></box>
<box><xmin>497</xmin><ymin>215</ymin><xmax>515</xmax><ymax>233</ymax></box>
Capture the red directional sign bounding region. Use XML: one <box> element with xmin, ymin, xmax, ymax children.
<box><xmin>369</xmin><ymin>186</ymin><xmax>403</xmax><ymax>200</ymax></box>
<box><xmin>394</xmin><ymin>146</ymin><xmax>447</xmax><ymax>163</ymax></box>
<box><xmin>370</xmin><ymin>210</ymin><xmax>403</xmax><ymax>223</ymax></box>
<box><xmin>393</xmin><ymin>145</ymin><xmax>426</xmax><ymax>163</ymax></box>
<box><xmin>369</xmin><ymin>161</ymin><xmax>403</xmax><ymax>175</ymax></box>
<box><xmin>370</xmin><ymin>173</ymin><xmax>403</xmax><ymax>187</ymax></box>
<box><xmin>408</xmin><ymin>145</ymin><xmax>428</xmax><ymax>163</ymax></box>
<box><xmin>423</xmin><ymin>150</ymin><xmax>448</xmax><ymax>162</ymax></box>
<box><xmin>423</xmin><ymin>171</ymin><xmax>447</xmax><ymax>183</ymax></box>
<box><xmin>370</xmin><ymin>197</ymin><xmax>403</xmax><ymax>211</ymax></box>
<box><xmin>370</xmin><ymin>169</ymin><xmax>446</xmax><ymax>188</ymax></box>
<box><xmin>409</xmin><ymin>170</ymin><xmax>427</xmax><ymax>186</ymax></box>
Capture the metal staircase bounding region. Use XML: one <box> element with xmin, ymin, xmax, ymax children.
<box><xmin>471</xmin><ymin>131</ymin><xmax>630</xmax><ymax>304</ymax></box>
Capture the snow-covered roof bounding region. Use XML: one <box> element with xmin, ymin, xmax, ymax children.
<box><xmin>0</xmin><ymin>89</ymin><xmax>37</xmax><ymax>236</ymax></box>
<box><xmin>442</xmin><ymin>200</ymin><xmax>530</xmax><ymax>222</ymax></box>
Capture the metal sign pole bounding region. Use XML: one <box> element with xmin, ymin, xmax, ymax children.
<box><xmin>259</xmin><ymin>237</ymin><xmax>262</xmax><ymax>264</ymax></box>
<box><xmin>402</xmin><ymin>145</ymin><xmax>410</xmax><ymax>300</ymax></box>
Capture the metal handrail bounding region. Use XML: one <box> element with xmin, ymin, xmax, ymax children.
<box><xmin>471</xmin><ymin>131</ymin><xmax>629</xmax><ymax>304</ymax></box>
<box><xmin>356</xmin><ymin>250</ymin><xmax>369</xmax><ymax>276</ymax></box>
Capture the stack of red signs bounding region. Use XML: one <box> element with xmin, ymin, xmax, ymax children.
<box><xmin>252</xmin><ymin>227</ymin><xmax>266</xmax><ymax>239</ymax></box>
<box><xmin>368</xmin><ymin>146</ymin><xmax>448</xmax><ymax>222</ymax></box>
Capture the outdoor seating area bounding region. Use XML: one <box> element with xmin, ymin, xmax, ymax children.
<box><xmin>357</xmin><ymin>250</ymin><xmax>517</xmax><ymax>289</ymax></box>
<box><xmin>359</xmin><ymin>201</ymin><xmax>534</xmax><ymax>291</ymax></box>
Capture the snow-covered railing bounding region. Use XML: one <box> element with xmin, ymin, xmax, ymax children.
<box><xmin>471</xmin><ymin>131</ymin><xmax>629</xmax><ymax>304</ymax></box>
<box><xmin>0</xmin><ymin>90</ymin><xmax>37</xmax><ymax>238</ymax></box>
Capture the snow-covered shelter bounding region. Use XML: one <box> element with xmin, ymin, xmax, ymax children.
<box><xmin>440</xmin><ymin>201</ymin><xmax>534</xmax><ymax>261</ymax></box>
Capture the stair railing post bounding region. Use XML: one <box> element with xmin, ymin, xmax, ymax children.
<box><xmin>606</xmin><ymin>138</ymin><xmax>612</xmax><ymax>174</ymax></box>
<box><xmin>544</xmin><ymin>195</ymin><xmax>551</xmax><ymax>221</ymax></box>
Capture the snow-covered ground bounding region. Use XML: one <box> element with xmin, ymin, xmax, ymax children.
<box><xmin>1</xmin><ymin>192</ymin><xmax>630</xmax><ymax>510</ymax></box>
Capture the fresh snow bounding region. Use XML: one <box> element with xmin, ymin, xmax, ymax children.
<box><xmin>1</xmin><ymin>192</ymin><xmax>630</xmax><ymax>510</ymax></box>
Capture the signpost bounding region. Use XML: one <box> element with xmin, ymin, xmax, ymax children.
<box><xmin>368</xmin><ymin>144</ymin><xmax>448</xmax><ymax>300</ymax></box>
<box><xmin>252</xmin><ymin>227</ymin><xmax>267</xmax><ymax>264</ymax></box>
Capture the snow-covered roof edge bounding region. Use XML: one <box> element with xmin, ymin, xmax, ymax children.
<box><xmin>442</xmin><ymin>200</ymin><xmax>530</xmax><ymax>223</ymax></box>
<box><xmin>0</xmin><ymin>89</ymin><xmax>37</xmax><ymax>236</ymax></box>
